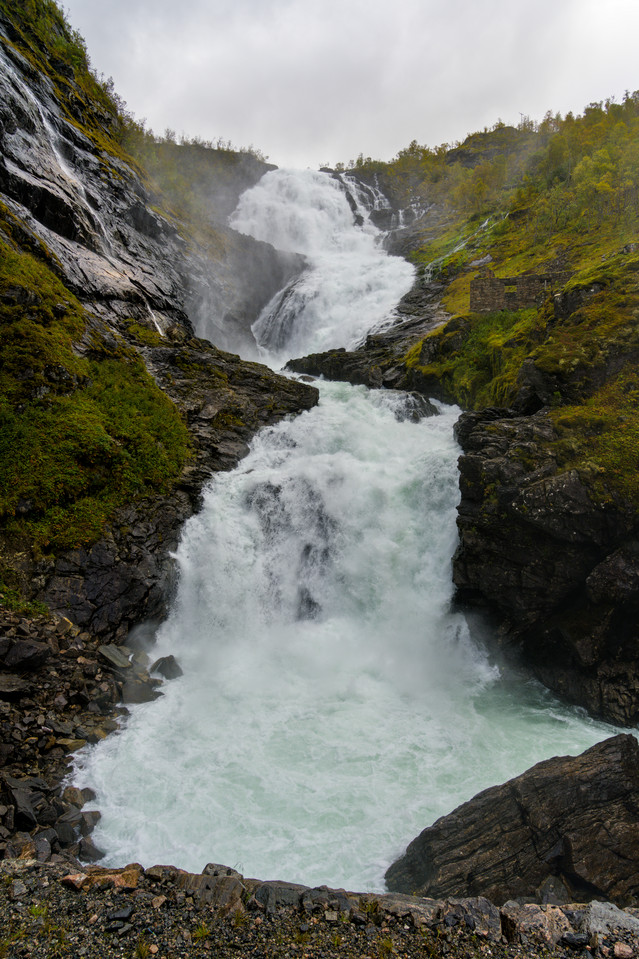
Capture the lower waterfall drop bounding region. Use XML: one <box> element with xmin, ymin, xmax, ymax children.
<box><xmin>74</xmin><ymin>384</ymin><xmax>613</xmax><ymax>890</ymax></box>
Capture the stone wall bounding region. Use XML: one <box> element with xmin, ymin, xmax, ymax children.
<box><xmin>470</xmin><ymin>267</ymin><xmax>572</xmax><ymax>312</ymax></box>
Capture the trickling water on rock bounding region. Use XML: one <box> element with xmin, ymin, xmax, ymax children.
<box><xmin>73</xmin><ymin>170</ymin><xmax>616</xmax><ymax>891</ymax></box>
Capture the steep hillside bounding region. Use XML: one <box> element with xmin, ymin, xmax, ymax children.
<box><xmin>0</xmin><ymin>0</ymin><xmax>317</xmax><ymax>631</ymax></box>
<box><xmin>291</xmin><ymin>102</ymin><xmax>639</xmax><ymax>726</ymax></box>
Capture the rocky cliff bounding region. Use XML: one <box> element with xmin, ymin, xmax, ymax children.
<box><xmin>0</xmin><ymin>2</ymin><xmax>317</xmax><ymax>638</ymax></box>
<box><xmin>452</xmin><ymin>406</ymin><xmax>639</xmax><ymax>726</ymax></box>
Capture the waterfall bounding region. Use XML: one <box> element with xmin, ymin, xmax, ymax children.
<box><xmin>73</xmin><ymin>170</ymin><xmax>615</xmax><ymax>890</ymax></box>
<box><xmin>229</xmin><ymin>169</ymin><xmax>415</xmax><ymax>363</ymax></box>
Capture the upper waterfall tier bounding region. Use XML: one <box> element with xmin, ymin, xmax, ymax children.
<box><xmin>230</xmin><ymin>169</ymin><xmax>415</xmax><ymax>363</ymax></box>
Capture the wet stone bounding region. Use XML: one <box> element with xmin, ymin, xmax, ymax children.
<box><xmin>150</xmin><ymin>654</ymin><xmax>183</xmax><ymax>679</ymax></box>
<box><xmin>97</xmin><ymin>645</ymin><xmax>131</xmax><ymax>670</ymax></box>
<box><xmin>79</xmin><ymin>836</ymin><xmax>105</xmax><ymax>862</ymax></box>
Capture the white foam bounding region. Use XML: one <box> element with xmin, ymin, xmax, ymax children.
<box><xmin>230</xmin><ymin>169</ymin><xmax>415</xmax><ymax>363</ymax></box>
<box><xmin>74</xmin><ymin>384</ymin><xmax>615</xmax><ymax>889</ymax></box>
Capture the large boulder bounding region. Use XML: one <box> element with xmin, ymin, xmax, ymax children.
<box><xmin>385</xmin><ymin>734</ymin><xmax>639</xmax><ymax>906</ymax></box>
<box><xmin>452</xmin><ymin>408</ymin><xmax>639</xmax><ymax>726</ymax></box>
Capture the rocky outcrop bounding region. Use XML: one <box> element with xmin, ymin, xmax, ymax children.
<box><xmin>452</xmin><ymin>408</ymin><xmax>639</xmax><ymax>726</ymax></box>
<box><xmin>385</xmin><ymin>734</ymin><xmax>639</xmax><ymax>907</ymax></box>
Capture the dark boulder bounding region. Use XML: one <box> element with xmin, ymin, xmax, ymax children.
<box><xmin>452</xmin><ymin>407</ymin><xmax>639</xmax><ymax>726</ymax></box>
<box><xmin>151</xmin><ymin>655</ymin><xmax>183</xmax><ymax>680</ymax></box>
<box><xmin>1</xmin><ymin>638</ymin><xmax>50</xmax><ymax>671</ymax></box>
<box><xmin>385</xmin><ymin>734</ymin><xmax>639</xmax><ymax>907</ymax></box>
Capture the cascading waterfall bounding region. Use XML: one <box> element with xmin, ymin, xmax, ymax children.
<box><xmin>229</xmin><ymin>169</ymin><xmax>415</xmax><ymax>363</ymax></box>
<box><xmin>73</xmin><ymin>169</ymin><xmax>615</xmax><ymax>890</ymax></box>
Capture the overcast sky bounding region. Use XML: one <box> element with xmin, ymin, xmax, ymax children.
<box><xmin>62</xmin><ymin>0</ymin><xmax>639</xmax><ymax>169</ymax></box>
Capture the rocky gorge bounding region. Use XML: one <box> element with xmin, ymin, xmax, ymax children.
<box><xmin>1</xmin><ymin>1</ymin><xmax>639</xmax><ymax>954</ymax></box>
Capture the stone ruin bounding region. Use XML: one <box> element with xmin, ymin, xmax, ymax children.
<box><xmin>470</xmin><ymin>267</ymin><xmax>572</xmax><ymax>312</ymax></box>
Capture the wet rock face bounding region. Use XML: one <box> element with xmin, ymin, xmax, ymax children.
<box><xmin>452</xmin><ymin>408</ymin><xmax>639</xmax><ymax>726</ymax></box>
<box><xmin>0</xmin><ymin>28</ymin><xmax>300</xmax><ymax>354</ymax></box>
<box><xmin>385</xmin><ymin>734</ymin><xmax>639</xmax><ymax>907</ymax></box>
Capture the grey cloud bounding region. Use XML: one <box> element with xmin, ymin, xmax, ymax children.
<box><xmin>64</xmin><ymin>0</ymin><xmax>639</xmax><ymax>168</ymax></box>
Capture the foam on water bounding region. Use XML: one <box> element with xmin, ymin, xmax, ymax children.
<box><xmin>229</xmin><ymin>169</ymin><xmax>415</xmax><ymax>363</ymax></box>
<box><xmin>74</xmin><ymin>383</ymin><xmax>615</xmax><ymax>889</ymax></box>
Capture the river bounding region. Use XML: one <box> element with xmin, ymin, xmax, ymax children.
<box><xmin>73</xmin><ymin>169</ymin><xmax>615</xmax><ymax>891</ymax></box>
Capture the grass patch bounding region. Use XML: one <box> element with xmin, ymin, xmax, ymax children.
<box><xmin>552</xmin><ymin>368</ymin><xmax>639</xmax><ymax>505</ymax></box>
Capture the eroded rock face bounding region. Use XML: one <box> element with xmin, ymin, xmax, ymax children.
<box><xmin>0</xmin><ymin>26</ymin><xmax>301</xmax><ymax>355</ymax></box>
<box><xmin>452</xmin><ymin>408</ymin><xmax>639</xmax><ymax>726</ymax></box>
<box><xmin>385</xmin><ymin>734</ymin><xmax>639</xmax><ymax>907</ymax></box>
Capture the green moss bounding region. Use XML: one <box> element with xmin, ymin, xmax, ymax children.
<box><xmin>1</xmin><ymin>357</ymin><xmax>191</xmax><ymax>550</ymax></box>
<box><xmin>0</xmin><ymin>574</ymin><xmax>48</xmax><ymax>616</ymax></box>
<box><xmin>531</xmin><ymin>276</ymin><xmax>639</xmax><ymax>391</ymax></box>
<box><xmin>405</xmin><ymin>309</ymin><xmax>543</xmax><ymax>408</ymax></box>
<box><xmin>213</xmin><ymin>411</ymin><xmax>245</xmax><ymax>429</ymax></box>
<box><xmin>0</xmin><ymin>239</ymin><xmax>190</xmax><ymax>552</ymax></box>
<box><xmin>0</xmin><ymin>239</ymin><xmax>89</xmax><ymax>402</ymax></box>
<box><xmin>551</xmin><ymin>369</ymin><xmax>639</xmax><ymax>505</ymax></box>
<box><xmin>122</xmin><ymin>320</ymin><xmax>165</xmax><ymax>347</ymax></box>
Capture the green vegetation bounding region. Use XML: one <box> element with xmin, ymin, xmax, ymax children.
<box><xmin>192</xmin><ymin>921</ymin><xmax>211</xmax><ymax>942</ymax></box>
<box><xmin>552</xmin><ymin>368</ymin><xmax>639</xmax><ymax>503</ymax></box>
<box><xmin>405</xmin><ymin>308</ymin><xmax>544</xmax><ymax>408</ymax></box>
<box><xmin>347</xmin><ymin>96</ymin><xmax>639</xmax><ymax>507</ymax></box>
<box><xmin>0</xmin><ymin>574</ymin><xmax>48</xmax><ymax>615</ymax></box>
<box><xmin>134</xmin><ymin>935</ymin><xmax>152</xmax><ymax>958</ymax></box>
<box><xmin>0</xmin><ymin>227</ymin><xmax>190</xmax><ymax>554</ymax></box>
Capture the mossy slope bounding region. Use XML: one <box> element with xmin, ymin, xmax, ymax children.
<box><xmin>0</xmin><ymin>0</ymin><xmax>311</xmax><ymax>622</ymax></box>
<box><xmin>351</xmin><ymin>99</ymin><xmax>639</xmax><ymax>511</ymax></box>
<box><xmin>0</xmin><ymin>224</ymin><xmax>191</xmax><ymax>555</ymax></box>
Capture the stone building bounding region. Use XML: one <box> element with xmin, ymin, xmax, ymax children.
<box><xmin>470</xmin><ymin>267</ymin><xmax>572</xmax><ymax>312</ymax></box>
